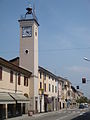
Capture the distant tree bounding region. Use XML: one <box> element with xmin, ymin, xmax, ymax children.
<box><xmin>76</xmin><ymin>96</ymin><xmax>88</xmax><ymax>103</ymax></box>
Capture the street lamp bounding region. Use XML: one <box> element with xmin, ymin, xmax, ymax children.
<box><xmin>83</xmin><ymin>57</ymin><xmax>90</xmax><ymax>61</ymax></box>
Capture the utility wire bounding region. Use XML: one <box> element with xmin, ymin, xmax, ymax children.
<box><xmin>0</xmin><ymin>47</ymin><xmax>90</xmax><ymax>54</ymax></box>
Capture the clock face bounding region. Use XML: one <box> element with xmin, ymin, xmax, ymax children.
<box><xmin>22</xmin><ymin>26</ymin><xmax>32</xmax><ymax>37</ymax></box>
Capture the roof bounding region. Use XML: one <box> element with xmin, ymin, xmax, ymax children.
<box><xmin>71</xmin><ymin>86</ymin><xmax>77</xmax><ymax>93</ymax></box>
<box><xmin>58</xmin><ymin>76</ymin><xmax>72</xmax><ymax>84</ymax></box>
<box><xmin>9</xmin><ymin>57</ymin><xmax>71</xmax><ymax>83</ymax></box>
<box><xmin>9</xmin><ymin>57</ymin><xmax>19</xmax><ymax>66</ymax></box>
<box><xmin>39</xmin><ymin>66</ymin><xmax>58</xmax><ymax>80</ymax></box>
<box><xmin>0</xmin><ymin>57</ymin><xmax>32</xmax><ymax>77</ymax></box>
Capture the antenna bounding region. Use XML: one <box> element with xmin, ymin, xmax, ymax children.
<box><xmin>33</xmin><ymin>2</ymin><xmax>35</xmax><ymax>14</ymax></box>
<box><xmin>32</xmin><ymin>0</ymin><xmax>38</xmax><ymax>21</ymax></box>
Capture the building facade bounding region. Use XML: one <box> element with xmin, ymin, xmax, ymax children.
<box><xmin>0</xmin><ymin>57</ymin><xmax>31</xmax><ymax>119</ymax></box>
<box><xmin>38</xmin><ymin>66</ymin><xmax>58</xmax><ymax>112</ymax></box>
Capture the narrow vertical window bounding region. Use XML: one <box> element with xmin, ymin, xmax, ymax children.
<box><xmin>10</xmin><ymin>71</ymin><xmax>13</xmax><ymax>83</ymax></box>
<box><xmin>52</xmin><ymin>85</ymin><xmax>54</xmax><ymax>93</ymax></box>
<box><xmin>40</xmin><ymin>82</ymin><xmax>42</xmax><ymax>89</ymax></box>
<box><xmin>44</xmin><ymin>74</ymin><xmax>46</xmax><ymax>80</ymax></box>
<box><xmin>49</xmin><ymin>84</ymin><xmax>51</xmax><ymax>92</ymax></box>
<box><xmin>0</xmin><ymin>66</ymin><xmax>2</xmax><ymax>80</ymax></box>
<box><xmin>44</xmin><ymin>83</ymin><xmax>46</xmax><ymax>92</ymax></box>
<box><xmin>18</xmin><ymin>73</ymin><xmax>21</xmax><ymax>85</ymax></box>
<box><xmin>55</xmin><ymin>86</ymin><xmax>57</xmax><ymax>93</ymax></box>
<box><xmin>40</xmin><ymin>72</ymin><xmax>42</xmax><ymax>79</ymax></box>
<box><xmin>24</xmin><ymin>76</ymin><xmax>28</xmax><ymax>86</ymax></box>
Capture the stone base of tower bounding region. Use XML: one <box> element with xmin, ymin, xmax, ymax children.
<box><xmin>29</xmin><ymin>76</ymin><xmax>39</xmax><ymax>113</ymax></box>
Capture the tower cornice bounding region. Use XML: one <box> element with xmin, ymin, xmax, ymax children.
<box><xmin>18</xmin><ymin>18</ymin><xmax>39</xmax><ymax>26</ymax></box>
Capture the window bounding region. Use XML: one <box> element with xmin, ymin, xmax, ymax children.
<box><xmin>40</xmin><ymin>82</ymin><xmax>42</xmax><ymax>89</ymax></box>
<box><xmin>49</xmin><ymin>76</ymin><xmax>51</xmax><ymax>79</ymax></box>
<box><xmin>10</xmin><ymin>71</ymin><xmax>13</xmax><ymax>83</ymax></box>
<box><xmin>18</xmin><ymin>73</ymin><xmax>21</xmax><ymax>85</ymax></box>
<box><xmin>44</xmin><ymin>74</ymin><xmax>46</xmax><ymax>80</ymax></box>
<box><xmin>52</xmin><ymin>85</ymin><xmax>54</xmax><ymax>93</ymax></box>
<box><xmin>55</xmin><ymin>86</ymin><xmax>57</xmax><ymax>93</ymax></box>
<box><xmin>52</xmin><ymin>78</ymin><xmax>54</xmax><ymax>81</ymax></box>
<box><xmin>40</xmin><ymin>72</ymin><xmax>42</xmax><ymax>79</ymax></box>
<box><xmin>0</xmin><ymin>66</ymin><xmax>2</xmax><ymax>80</ymax></box>
<box><xmin>49</xmin><ymin>84</ymin><xmax>51</xmax><ymax>92</ymax></box>
<box><xmin>24</xmin><ymin>76</ymin><xmax>28</xmax><ymax>86</ymax></box>
<box><xmin>44</xmin><ymin>83</ymin><xmax>46</xmax><ymax>92</ymax></box>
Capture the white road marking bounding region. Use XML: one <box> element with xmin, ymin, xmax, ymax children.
<box><xmin>80</xmin><ymin>112</ymin><xmax>85</xmax><ymax>116</ymax></box>
<box><xmin>56</xmin><ymin>115</ymin><xmax>68</xmax><ymax>120</ymax></box>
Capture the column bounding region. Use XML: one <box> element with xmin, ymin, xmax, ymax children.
<box><xmin>41</xmin><ymin>95</ymin><xmax>44</xmax><ymax>112</ymax></box>
<box><xmin>5</xmin><ymin>104</ymin><xmax>8</xmax><ymax>119</ymax></box>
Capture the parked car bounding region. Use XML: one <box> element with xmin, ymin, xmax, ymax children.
<box><xmin>79</xmin><ymin>104</ymin><xmax>84</xmax><ymax>109</ymax></box>
<box><xmin>84</xmin><ymin>103</ymin><xmax>88</xmax><ymax>108</ymax></box>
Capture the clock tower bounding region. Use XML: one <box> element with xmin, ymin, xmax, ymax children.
<box><xmin>18</xmin><ymin>5</ymin><xmax>39</xmax><ymax>112</ymax></box>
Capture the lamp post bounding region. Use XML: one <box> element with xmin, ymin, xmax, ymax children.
<box><xmin>83</xmin><ymin>57</ymin><xmax>90</xmax><ymax>82</ymax></box>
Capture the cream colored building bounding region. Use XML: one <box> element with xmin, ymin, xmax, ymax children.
<box><xmin>61</xmin><ymin>79</ymin><xmax>72</xmax><ymax>108</ymax></box>
<box><xmin>0</xmin><ymin>57</ymin><xmax>32</xmax><ymax>119</ymax></box>
<box><xmin>38</xmin><ymin>66</ymin><xmax>58</xmax><ymax>112</ymax></box>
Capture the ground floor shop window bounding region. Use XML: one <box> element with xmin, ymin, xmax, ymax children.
<box><xmin>8</xmin><ymin>104</ymin><xmax>15</xmax><ymax>118</ymax></box>
<box><xmin>22</xmin><ymin>103</ymin><xmax>25</xmax><ymax>114</ymax></box>
<box><xmin>16</xmin><ymin>103</ymin><xmax>22</xmax><ymax>116</ymax></box>
<box><xmin>0</xmin><ymin>104</ymin><xmax>6</xmax><ymax>119</ymax></box>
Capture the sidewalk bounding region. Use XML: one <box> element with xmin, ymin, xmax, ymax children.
<box><xmin>7</xmin><ymin>110</ymin><xmax>64</xmax><ymax>120</ymax></box>
<box><xmin>7</xmin><ymin>108</ymin><xmax>77</xmax><ymax>120</ymax></box>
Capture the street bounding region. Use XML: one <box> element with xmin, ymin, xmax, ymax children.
<box><xmin>7</xmin><ymin>107</ymin><xmax>90</xmax><ymax>120</ymax></box>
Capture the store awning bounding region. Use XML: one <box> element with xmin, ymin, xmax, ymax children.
<box><xmin>0</xmin><ymin>92</ymin><xmax>15</xmax><ymax>104</ymax></box>
<box><xmin>9</xmin><ymin>93</ymin><xmax>30</xmax><ymax>103</ymax></box>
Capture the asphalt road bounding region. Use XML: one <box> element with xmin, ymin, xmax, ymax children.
<box><xmin>7</xmin><ymin>108</ymin><xmax>90</xmax><ymax>120</ymax></box>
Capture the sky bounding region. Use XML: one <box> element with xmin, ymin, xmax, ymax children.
<box><xmin>0</xmin><ymin>0</ymin><xmax>90</xmax><ymax>98</ymax></box>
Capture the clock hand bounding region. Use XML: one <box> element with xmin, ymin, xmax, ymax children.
<box><xmin>26</xmin><ymin>31</ymin><xmax>29</xmax><ymax>34</ymax></box>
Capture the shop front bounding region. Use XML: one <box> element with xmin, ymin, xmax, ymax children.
<box><xmin>0</xmin><ymin>92</ymin><xmax>30</xmax><ymax>119</ymax></box>
<box><xmin>0</xmin><ymin>92</ymin><xmax>15</xmax><ymax>119</ymax></box>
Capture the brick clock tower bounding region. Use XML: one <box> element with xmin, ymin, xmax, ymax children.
<box><xmin>18</xmin><ymin>5</ymin><xmax>39</xmax><ymax>112</ymax></box>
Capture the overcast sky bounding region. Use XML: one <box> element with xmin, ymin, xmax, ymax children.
<box><xmin>0</xmin><ymin>0</ymin><xmax>90</xmax><ymax>98</ymax></box>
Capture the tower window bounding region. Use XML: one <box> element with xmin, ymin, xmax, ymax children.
<box><xmin>25</xmin><ymin>49</ymin><xmax>29</xmax><ymax>54</ymax></box>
